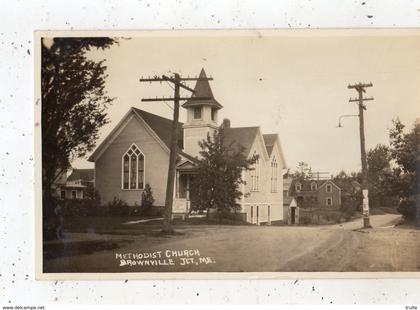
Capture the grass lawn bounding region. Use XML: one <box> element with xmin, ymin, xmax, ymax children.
<box><xmin>43</xmin><ymin>239</ymin><xmax>135</xmax><ymax>260</ymax></box>
<box><xmin>62</xmin><ymin>215</ymin><xmax>165</xmax><ymax>235</ymax></box>
<box><xmin>61</xmin><ymin>214</ymin><xmax>249</xmax><ymax>236</ymax></box>
<box><xmin>44</xmin><ymin>216</ymin><xmax>164</xmax><ymax>265</ymax></box>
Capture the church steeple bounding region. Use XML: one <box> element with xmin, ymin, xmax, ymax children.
<box><xmin>182</xmin><ymin>68</ymin><xmax>222</xmax><ymax>157</ymax></box>
<box><xmin>182</xmin><ymin>68</ymin><xmax>223</xmax><ymax>110</ymax></box>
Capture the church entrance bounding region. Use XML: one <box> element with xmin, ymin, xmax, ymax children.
<box><xmin>174</xmin><ymin>171</ymin><xmax>196</xmax><ymax>214</ymax></box>
<box><xmin>178</xmin><ymin>174</ymin><xmax>190</xmax><ymax>200</ymax></box>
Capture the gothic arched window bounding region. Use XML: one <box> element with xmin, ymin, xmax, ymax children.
<box><xmin>271</xmin><ymin>157</ymin><xmax>278</xmax><ymax>192</ymax></box>
<box><xmin>250</xmin><ymin>151</ymin><xmax>260</xmax><ymax>191</ymax></box>
<box><xmin>122</xmin><ymin>144</ymin><xmax>145</xmax><ymax>190</ymax></box>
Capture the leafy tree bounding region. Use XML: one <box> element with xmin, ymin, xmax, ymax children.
<box><xmin>292</xmin><ymin>161</ymin><xmax>313</xmax><ymax>180</ymax></box>
<box><xmin>366</xmin><ymin>144</ymin><xmax>395</xmax><ymax>208</ymax></box>
<box><xmin>42</xmin><ymin>37</ymin><xmax>117</xmax><ymax>238</ymax></box>
<box><xmin>190</xmin><ymin>128</ymin><xmax>256</xmax><ymax>218</ymax></box>
<box><xmin>389</xmin><ymin>118</ymin><xmax>420</xmax><ymax>221</ymax></box>
<box><xmin>333</xmin><ymin>170</ymin><xmax>362</xmax><ymax>214</ymax></box>
<box><xmin>335</xmin><ymin>170</ymin><xmax>349</xmax><ymax>179</ymax></box>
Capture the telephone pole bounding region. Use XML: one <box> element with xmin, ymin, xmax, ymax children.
<box><xmin>347</xmin><ymin>82</ymin><xmax>374</xmax><ymax>229</ymax></box>
<box><xmin>140</xmin><ymin>73</ymin><xmax>212</xmax><ymax>233</ymax></box>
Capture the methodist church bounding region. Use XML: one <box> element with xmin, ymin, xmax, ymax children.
<box><xmin>88</xmin><ymin>69</ymin><xmax>287</xmax><ymax>224</ymax></box>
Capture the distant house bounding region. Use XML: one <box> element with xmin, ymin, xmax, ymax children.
<box><xmin>290</xmin><ymin>179</ymin><xmax>342</xmax><ymax>209</ymax></box>
<box><xmin>51</xmin><ymin>170</ymin><xmax>68</xmax><ymax>199</ymax></box>
<box><xmin>282</xmin><ymin>176</ymin><xmax>299</xmax><ymax>224</ymax></box>
<box><xmin>88</xmin><ymin>68</ymin><xmax>287</xmax><ymax>224</ymax></box>
<box><xmin>59</xmin><ymin>168</ymin><xmax>95</xmax><ymax>200</ymax></box>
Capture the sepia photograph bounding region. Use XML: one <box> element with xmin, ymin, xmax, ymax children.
<box><xmin>35</xmin><ymin>30</ymin><xmax>420</xmax><ymax>278</ymax></box>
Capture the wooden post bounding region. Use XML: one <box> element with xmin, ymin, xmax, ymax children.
<box><xmin>357</xmin><ymin>90</ymin><xmax>371</xmax><ymax>228</ymax></box>
<box><xmin>162</xmin><ymin>74</ymin><xmax>180</xmax><ymax>233</ymax></box>
<box><xmin>347</xmin><ymin>82</ymin><xmax>374</xmax><ymax>229</ymax></box>
<box><xmin>140</xmin><ymin>73</ymin><xmax>213</xmax><ymax>233</ymax></box>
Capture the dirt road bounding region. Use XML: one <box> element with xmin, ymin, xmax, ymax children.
<box><xmin>44</xmin><ymin>213</ymin><xmax>420</xmax><ymax>273</ymax></box>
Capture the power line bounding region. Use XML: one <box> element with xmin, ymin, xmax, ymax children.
<box><xmin>139</xmin><ymin>73</ymin><xmax>213</xmax><ymax>233</ymax></box>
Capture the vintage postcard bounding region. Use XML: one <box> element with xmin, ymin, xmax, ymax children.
<box><xmin>34</xmin><ymin>29</ymin><xmax>420</xmax><ymax>280</ymax></box>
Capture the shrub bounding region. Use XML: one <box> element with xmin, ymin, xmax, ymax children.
<box><xmin>107</xmin><ymin>197</ymin><xmax>130</xmax><ymax>216</ymax></box>
<box><xmin>129</xmin><ymin>206</ymin><xmax>142</xmax><ymax>216</ymax></box>
<box><xmin>140</xmin><ymin>184</ymin><xmax>155</xmax><ymax>215</ymax></box>
<box><xmin>300</xmin><ymin>216</ymin><xmax>311</xmax><ymax>225</ymax></box>
<box><xmin>397</xmin><ymin>197</ymin><xmax>417</xmax><ymax>220</ymax></box>
<box><xmin>61</xmin><ymin>198</ymin><xmax>104</xmax><ymax>217</ymax></box>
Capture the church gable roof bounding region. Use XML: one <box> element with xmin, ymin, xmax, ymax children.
<box><xmin>223</xmin><ymin>127</ymin><xmax>260</xmax><ymax>157</ymax></box>
<box><xmin>88</xmin><ymin>107</ymin><xmax>182</xmax><ymax>162</ymax></box>
<box><xmin>182</xmin><ymin>68</ymin><xmax>223</xmax><ymax>110</ymax></box>
<box><xmin>132</xmin><ymin>108</ymin><xmax>184</xmax><ymax>149</ymax></box>
<box><xmin>262</xmin><ymin>134</ymin><xmax>277</xmax><ymax>157</ymax></box>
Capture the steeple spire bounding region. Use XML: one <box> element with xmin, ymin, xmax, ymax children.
<box><xmin>182</xmin><ymin>69</ymin><xmax>222</xmax><ymax>157</ymax></box>
<box><xmin>182</xmin><ymin>68</ymin><xmax>223</xmax><ymax>110</ymax></box>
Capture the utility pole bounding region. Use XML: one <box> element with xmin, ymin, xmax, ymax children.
<box><xmin>140</xmin><ymin>73</ymin><xmax>213</xmax><ymax>233</ymax></box>
<box><xmin>347</xmin><ymin>82</ymin><xmax>374</xmax><ymax>229</ymax></box>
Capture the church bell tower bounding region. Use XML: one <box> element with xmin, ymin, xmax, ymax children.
<box><xmin>182</xmin><ymin>68</ymin><xmax>223</xmax><ymax>157</ymax></box>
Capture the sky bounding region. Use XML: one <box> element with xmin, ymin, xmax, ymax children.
<box><xmin>71</xmin><ymin>30</ymin><xmax>420</xmax><ymax>175</ymax></box>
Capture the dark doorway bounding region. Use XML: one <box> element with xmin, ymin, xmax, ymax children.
<box><xmin>291</xmin><ymin>207</ymin><xmax>296</xmax><ymax>224</ymax></box>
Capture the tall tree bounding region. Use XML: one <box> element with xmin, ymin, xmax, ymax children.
<box><xmin>42</xmin><ymin>37</ymin><xmax>117</xmax><ymax>238</ymax></box>
<box><xmin>366</xmin><ymin>144</ymin><xmax>394</xmax><ymax>208</ymax></box>
<box><xmin>292</xmin><ymin>161</ymin><xmax>312</xmax><ymax>180</ymax></box>
<box><xmin>389</xmin><ymin>118</ymin><xmax>420</xmax><ymax>221</ymax></box>
<box><xmin>190</xmin><ymin>128</ymin><xmax>256</xmax><ymax>218</ymax></box>
<box><xmin>333</xmin><ymin>170</ymin><xmax>362</xmax><ymax>215</ymax></box>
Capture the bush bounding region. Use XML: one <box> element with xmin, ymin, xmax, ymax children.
<box><xmin>140</xmin><ymin>184</ymin><xmax>155</xmax><ymax>215</ymax></box>
<box><xmin>129</xmin><ymin>206</ymin><xmax>142</xmax><ymax>216</ymax></box>
<box><xmin>61</xmin><ymin>198</ymin><xmax>104</xmax><ymax>217</ymax></box>
<box><xmin>107</xmin><ymin>197</ymin><xmax>130</xmax><ymax>216</ymax></box>
<box><xmin>341</xmin><ymin>203</ymin><xmax>357</xmax><ymax>221</ymax></box>
<box><xmin>300</xmin><ymin>216</ymin><xmax>311</xmax><ymax>225</ymax></box>
<box><xmin>397</xmin><ymin>197</ymin><xmax>417</xmax><ymax>220</ymax></box>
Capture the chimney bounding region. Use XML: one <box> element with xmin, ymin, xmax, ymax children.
<box><xmin>222</xmin><ymin>118</ymin><xmax>231</xmax><ymax>129</ymax></box>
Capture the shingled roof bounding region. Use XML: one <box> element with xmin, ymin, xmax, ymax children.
<box><xmin>223</xmin><ymin>127</ymin><xmax>259</xmax><ymax>156</ymax></box>
<box><xmin>67</xmin><ymin>168</ymin><xmax>94</xmax><ymax>182</ymax></box>
<box><xmin>290</xmin><ymin>179</ymin><xmax>341</xmax><ymax>192</ymax></box>
<box><xmin>133</xmin><ymin>108</ymin><xmax>184</xmax><ymax>149</ymax></box>
<box><xmin>182</xmin><ymin>68</ymin><xmax>223</xmax><ymax>110</ymax></box>
<box><xmin>262</xmin><ymin>134</ymin><xmax>277</xmax><ymax>156</ymax></box>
